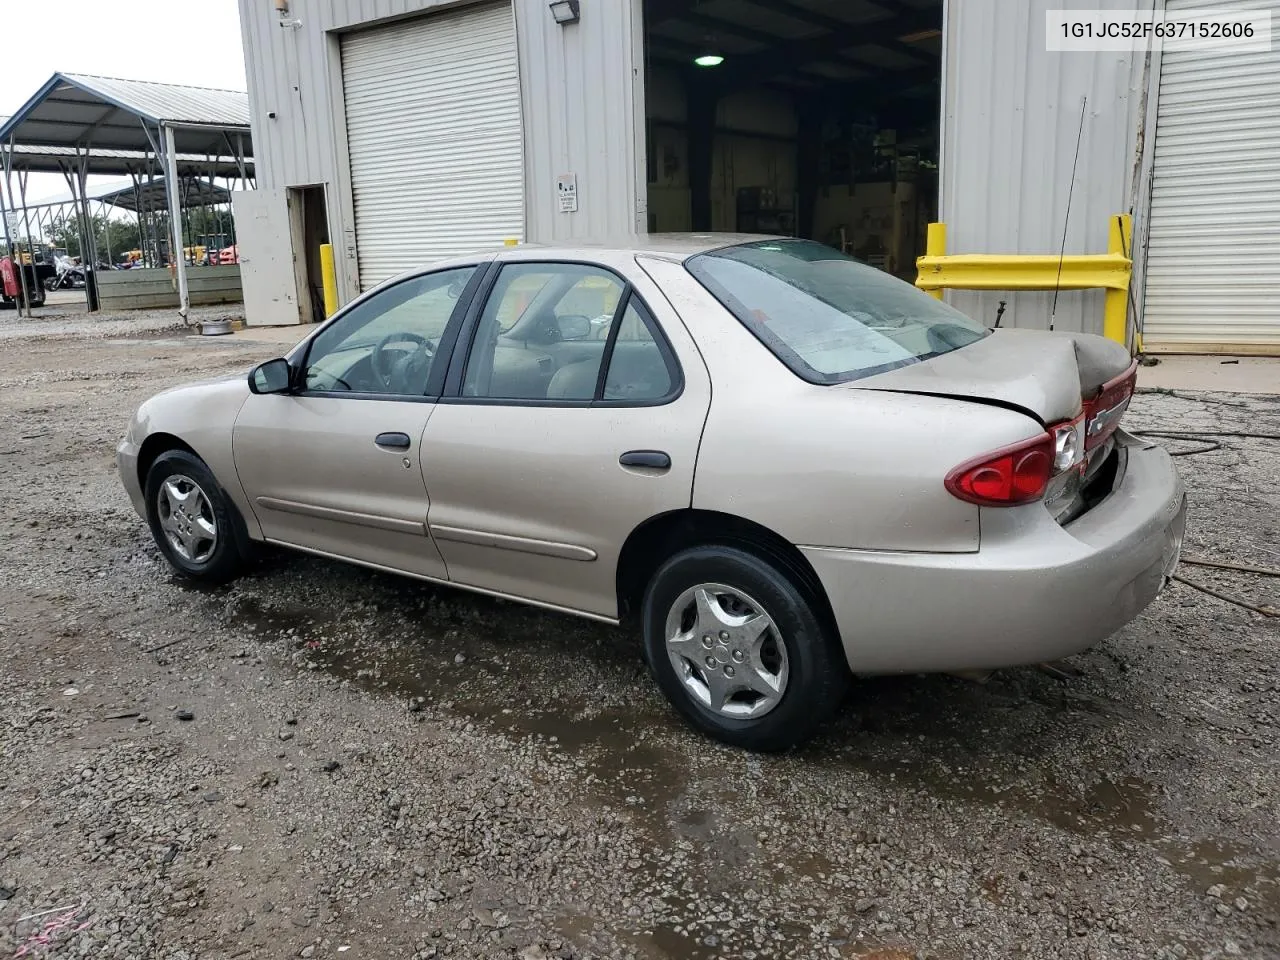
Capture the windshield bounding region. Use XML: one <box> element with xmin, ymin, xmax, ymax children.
<box><xmin>686</xmin><ymin>239</ymin><xmax>988</xmax><ymax>384</ymax></box>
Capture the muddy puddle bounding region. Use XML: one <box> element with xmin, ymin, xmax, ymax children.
<box><xmin>205</xmin><ymin>567</ymin><xmax>1280</xmax><ymax>953</ymax></box>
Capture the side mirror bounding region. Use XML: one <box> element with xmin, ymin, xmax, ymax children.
<box><xmin>249</xmin><ymin>357</ymin><xmax>293</xmax><ymax>395</ymax></box>
<box><xmin>557</xmin><ymin>314</ymin><xmax>592</xmax><ymax>341</ymax></box>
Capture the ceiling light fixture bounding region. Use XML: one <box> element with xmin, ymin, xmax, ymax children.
<box><xmin>549</xmin><ymin>0</ymin><xmax>580</xmax><ymax>25</ymax></box>
<box><xmin>694</xmin><ymin>34</ymin><xmax>725</xmax><ymax>67</ymax></box>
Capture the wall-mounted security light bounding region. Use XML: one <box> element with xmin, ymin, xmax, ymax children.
<box><xmin>549</xmin><ymin>0</ymin><xmax>580</xmax><ymax>24</ymax></box>
<box><xmin>275</xmin><ymin>0</ymin><xmax>302</xmax><ymax>28</ymax></box>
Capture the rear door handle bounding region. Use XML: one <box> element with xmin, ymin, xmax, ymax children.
<box><xmin>619</xmin><ymin>450</ymin><xmax>671</xmax><ymax>470</ymax></box>
<box><xmin>375</xmin><ymin>432</ymin><xmax>412</xmax><ymax>450</ymax></box>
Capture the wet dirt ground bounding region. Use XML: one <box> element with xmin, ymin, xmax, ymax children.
<box><xmin>1</xmin><ymin>320</ymin><xmax>1277</xmax><ymax>959</ymax></box>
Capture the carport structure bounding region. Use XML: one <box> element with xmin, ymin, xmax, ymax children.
<box><xmin>96</xmin><ymin>176</ymin><xmax>237</xmax><ymax>269</ymax></box>
<box><xmin>7</xmin><ymin>153</ymin><xmax>253</xmax><ymax>275</ymax></box>
<box><xmin>0</xmin><ymin>73</ymin><xmax>251</xmax><ymax>319</ymax></box>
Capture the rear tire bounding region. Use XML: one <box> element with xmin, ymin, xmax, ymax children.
<box><xmin>641</xmin><ymin>545</ymin><xmax>848</xmax><ymax>751</ymax></box>
<box><xmin>144</xmin><ymin>450</ymin><xmax>246</xmax><ymax>583</ymax></box>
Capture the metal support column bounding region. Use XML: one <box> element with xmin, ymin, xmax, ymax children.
<box><xmin>796</xmin><ymin>101</ymin><xmax>823</xmax><ymax>242</ymax></box>
<box><xmin>16</xmin><ymin>169</ymin><xmax>41</xmax><ymax>308</ymax></box>
<box><xmin>153</xmin><ymin>124</ymin><xmax>190</xmax><ymax>323</ymax></box>
<box><xmin>2</xmin><ymin>142</ymin><xmax>33</xmax><ymax>317</ymax></box>
<box><xmin>686</xmin><ymin>83</ymin><xmax>719</xmax><ymax>233</ymax></box>
<box><xmin>60</xmin><ymin>154</ymin><xmax>99</xmax><ymax>311</ymax></box>
<box><xmin>160</xmin><ymin>124</ymin><xmax>190</xmax><ymax>322</ymax></box>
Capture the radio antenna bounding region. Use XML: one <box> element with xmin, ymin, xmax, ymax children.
<box><xmin>1050</xmin><ymin>96</ymin><xmax>1088</xmax><ymax>332</ymax></box>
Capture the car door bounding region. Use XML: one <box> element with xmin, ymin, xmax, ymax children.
<box><xmin>419</xmin><ymin>257</ymin><xmax>713</xmax><ymax>619</ymax></box>
<box><xmin>233</xmin><ymin>264</ymin><xmax>483</xmax><ymax>578</ymax></box>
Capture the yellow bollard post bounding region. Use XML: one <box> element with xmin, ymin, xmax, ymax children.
<box><xmin>1103</xmin><ymin>214</ymin><xmax>1132</xmax><ymax>348</ymax></box>
<box><xmin>924</xmin><ymin>222</ymin><xmax>946</xmax><ymax>299</ymax></box>
<box><xmin>319</xmin><ymin>243</ymin><xmax>338</xmax><ymax>318</ymax></box>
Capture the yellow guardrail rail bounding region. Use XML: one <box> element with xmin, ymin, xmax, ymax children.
<box><xmin>915</xmin><ymin>215</ymin><xmax>1133</xmax><ymax>346</ymax></box>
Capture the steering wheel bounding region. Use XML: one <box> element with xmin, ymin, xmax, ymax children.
<box><xmin>370</xmin><ymin>331</ymin><xmax>434</xmax><ymax>392</ymax></box>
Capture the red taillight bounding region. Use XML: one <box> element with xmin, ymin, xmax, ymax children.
<box><xmin>1083</xmin><ymin>360</ymin><xmax>1138</xmax><ymax>451</ymax></box>
<box><xmin>945</xmin><ymin>433</ymin><xmax>1056</xmax><ymax>506</ymax></box>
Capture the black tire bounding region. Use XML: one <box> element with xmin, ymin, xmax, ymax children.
<box><xmin>144</xmin><ymin>449</ymin><xmax>247</xmax><ymax>583</ymax></box>
<box><xmin>641</xmin><ymin>545</ymin><xmax>848</xmax><ymax>752</ymax></box>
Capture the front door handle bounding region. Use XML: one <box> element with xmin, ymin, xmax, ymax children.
<box><xmin>375</xmin><ymin>431</ymin><xmax>412</xmax><ymax>450</ymax></box>
<box><xmin>619</xmin><ymin>450</ymin><xmax>671</xmax><ymax>470</ymax></box>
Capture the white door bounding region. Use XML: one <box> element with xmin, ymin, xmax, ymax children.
<box><xmin>1142</xmin><ymin>0</ymin><xmax>1280</xmax><ymax>354</ymax></box>
<box><xmin>232</xmin><ymin>189</ymin><xmax>301</xmax><ymax>327</ymax></box>
<box><xmin>341</xmin><ymin>2</ymin><xmax>524</xmax><ymax>291</ymax></box>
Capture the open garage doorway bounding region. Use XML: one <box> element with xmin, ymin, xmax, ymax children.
<box><xmin>642</xmin><ymin>0</ymin><xmax>941</xmax><ymax>280</ymax></box>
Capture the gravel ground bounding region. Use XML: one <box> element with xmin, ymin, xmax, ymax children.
<box><xmin>0</xmin><ymin>322</ymin><xmax>1277</xmax><ymax>960</ymax></box>
<box><xmin>0</xmin><ymin>302</ymin><xmax>242</xmax><ymax>342</ymax></box>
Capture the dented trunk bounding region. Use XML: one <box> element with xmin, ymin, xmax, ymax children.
<box><xmin>846</xmin><ymin>328</ymin><xmax>1133</xmax><ymax>424</ymax></box>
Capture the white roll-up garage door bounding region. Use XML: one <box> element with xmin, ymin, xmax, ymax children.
<box><xmin>341</xmin><ymin>2</ymin><xmax>523</xmax><ymax>290</ymax></box>
<box><xmin>1142</xmin><ymin>0</ymin><xmax>1280</xmax><ymax>353</ymax></box>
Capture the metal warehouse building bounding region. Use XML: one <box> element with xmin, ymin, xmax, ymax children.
<box><xmin>237</xmin><ymin>0</ymin><xmax>1279</xmax><ymax>354</ymax></box>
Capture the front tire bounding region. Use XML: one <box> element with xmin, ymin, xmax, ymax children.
<box><xmin>144</xmin><ymin>450</ymin><xmax>246</xmax><ymax>583</ymax></box>
<box><xmin>641</xmin><ymin>546</ymin><xmax>848</xmax><ymax>752</ymax></box>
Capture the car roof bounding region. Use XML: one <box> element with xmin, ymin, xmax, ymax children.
<box><xmin>454</xmin><ymin>232</ymin><xmax>787</xmax><ymax>266</ymax></box>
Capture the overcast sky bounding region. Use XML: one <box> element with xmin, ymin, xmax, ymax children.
<box><xmin>3</xmin><ymin>0</ymin><xmax>247</xmax><ymax>206</ymax></box>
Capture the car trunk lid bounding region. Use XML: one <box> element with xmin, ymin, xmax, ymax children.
<box><xmin>843</xmin><ymin>327</ymin><xmax>1131</xmax><ymax>425</ymax></box>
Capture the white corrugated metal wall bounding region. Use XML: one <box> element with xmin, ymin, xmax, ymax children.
<box><xmin>518</xmin><ymin>0</ymin><xmax>648</xmax><ymax>244</ymax></box>
<box><xmin>940</xmin><ymin>0</ymin><xmax>1151</xmax><ymax>336</ymax></box>
<box><xmin>342</xmin><ymin>4</ymin><xmax>524</xmax><ymax>289</ymax></box>
<box><xmin>237</xmin><ymin>0</ymin><xmax>644</xmax><ymax>303</ymax></box>
<box><xmin>1141</xmin><ymin>0</ymin><xmax>1280</xmax><ymax>353</ymax></box>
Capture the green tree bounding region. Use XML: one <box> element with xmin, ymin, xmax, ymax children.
<box><xmin>48</xmin><ymin>214</ymin><xmax>141</xmax><ymax>262</ymax></box>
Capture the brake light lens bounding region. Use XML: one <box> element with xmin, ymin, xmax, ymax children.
<box><xmin>1083</xmin><ymin>360</ymin><xmax>1138</xmax><ymax>451</ymax></box>
<box><xmin>945</xmin><ymin>433</ymin><xmax>1055</xmax><ymax>506</ymax></box>
<box><xmin>947</xmin><ymin>361</ymin><xmax>1137</xmax><ymax>508</ymax></box>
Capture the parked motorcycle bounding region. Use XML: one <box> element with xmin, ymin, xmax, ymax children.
<box><xmin>43</xmin><ymin>255</ymin><xmax>87</xmax><ymax>291</ymax></box>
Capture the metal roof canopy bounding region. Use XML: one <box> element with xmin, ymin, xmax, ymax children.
<box><xmin>97</xmin><ymin>177</ymin><xmax>232</xmax><ymax>214</ymax></box>
<box><xmin>0</xmin><ymin>73</ymin><xmax>253</xmax><ymax>321</ymax></box>
<box><xmin>3</xmin><ymin>143</ymin><xmax>253</xmax><ymax>179</ymax></box>
<box><xmin>0</xmin><ymin>73</ymin><xmax>251</xmax><ymax>156</ymax></box>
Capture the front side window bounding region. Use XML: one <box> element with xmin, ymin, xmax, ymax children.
<box><xmin>303</xmin><ymin>267</ymin><xmax>476</xmax><ymax>397</ymax></box>
<box><xmin>686</xmin><ymin>239</ymin><xmax>988</xmax><ymax>384</ymax></box>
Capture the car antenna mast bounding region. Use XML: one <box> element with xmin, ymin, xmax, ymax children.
<box><xmin>1049</xmin><ymin>96</ymin><xmax>1088</xmax><ymax>333</ymax></box>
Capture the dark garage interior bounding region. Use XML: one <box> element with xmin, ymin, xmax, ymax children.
<box><xmin>643</xmin><ymin>0</ymin><xmax>942</xmax><ymax>279</ymax></box>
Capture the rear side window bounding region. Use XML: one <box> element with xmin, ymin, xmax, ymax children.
<box><xmin>602</xmin><ymin>300</ymin><xmax>674</xmax><ymax>402</ymax></box>
<box><xmin>686</xmin><ymin>239</ymin><xmax>987</xmax><ymax>384</ymax></box>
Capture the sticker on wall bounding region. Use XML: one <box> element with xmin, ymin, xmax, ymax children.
<box><xmin>556</xmin><ymin>173</ymin><xmax>579</xmax><ymax>213</ymax></box>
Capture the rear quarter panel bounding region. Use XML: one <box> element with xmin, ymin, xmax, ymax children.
<box><xmin>641</xmin><ymin>255</ymin><xmax>1045</xmax><ymax>553</ymax></box>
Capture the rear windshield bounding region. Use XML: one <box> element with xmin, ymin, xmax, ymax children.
<box><xmin>686</xmin><ymin>239</ymin><xmax>988</xmax><ymax>384</ymax></box>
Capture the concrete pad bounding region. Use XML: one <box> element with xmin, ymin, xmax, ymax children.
<box><xmin>1138</xmin><ymin>355</ymin><xmax>1280</xmax><ymax>395</ymax></box>
<box><xmin>231</xmin><ymin>323</ymin><xmax>319</xmax><ymax>347</ymax></box>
